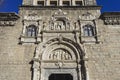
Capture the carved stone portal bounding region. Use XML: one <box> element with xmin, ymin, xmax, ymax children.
<box><xmin>32</xmin><ymin>38</ymin><xmax>87</xmax><ymax>80</ymax></box>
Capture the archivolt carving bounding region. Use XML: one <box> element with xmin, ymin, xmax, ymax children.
<box><xmin>33</xmin><ymin>38</ymin><xmax>86</xmax><ymax>80</ymax></box>
<box><xmin>35</xmin><ymin>37</ymin><xmax>83</xmax><ymax>61</ymax></box>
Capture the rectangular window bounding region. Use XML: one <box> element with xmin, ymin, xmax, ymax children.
<box><xmin>63</xmin><ymin>1</ymin><xmax>70</xmax><ymax>6</ymax></box>
<box><xmin>75</xmin><ymin>1</ymin><xmax>82</xmax><ymax>6</ymax></box>
<box><xmin>83</xmin><ymin>25</ymin><xmax>94</xmax><ymax>36</ymax></box>
<box><xmin>37</xmin><ymin>1</ymin><xmax>44</xmax><ymax>6</ymax></box>
<box><xmin>50</xmin><ymin>1</ymin><xmax>57</xmax><ymax>6</ymax></box>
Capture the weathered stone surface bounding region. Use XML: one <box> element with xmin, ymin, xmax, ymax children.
<box><xmin>0</xmin><ymin>0</ymin><xmax>120</xmax><ymax>80</ymax></box>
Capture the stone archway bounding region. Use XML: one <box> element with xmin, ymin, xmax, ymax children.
<box><xmin>32</xmin><ymin>37</ymin><xmax>86</xmax><ymax>80</ymax></box>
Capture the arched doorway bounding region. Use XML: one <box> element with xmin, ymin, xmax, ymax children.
<box><xmin>49</xmin><ymin>74</ymin><xmax>73</xmax><ymax>80</ymax></box>
<box><xmin>32</xmin><ymin>38</ymin><xmax>87</xmax><ymax>80</ymax></box>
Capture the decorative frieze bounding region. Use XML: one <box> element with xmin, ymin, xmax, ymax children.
<box><xmin>24</xmin><ymin>16</ymin><xmax>41</xmax><ymax>21</ymax></box>
<box><xmin>0</xmin><ymin>13</ymin><xmax>19</xmax><ymax>26</ymax></box>
<box><xmin>104</xmin><ymin>17</ymin><xmax>120</xmax><ymax>25</ymax></box>
<box><xmin>0</xmin><ymin>21</ymin><xmax>16</xmax><ymax>26</ymax></box>
<box><xmin>101</xmin><ymin>12</ymin><xmax>120</xmax><ymax>25</ymax></box>
<box><xmin>79</xmin><ymin>12</ymin><xmax>100</xmax><ymax>20</ymax></box>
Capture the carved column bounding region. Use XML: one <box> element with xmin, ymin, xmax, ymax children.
<box><xmin>72</xmin><ymin>0</ymin><xmax>75</xmax><ymax>6</ymax></box>
<box><xmin>38</xmin><ymin>21</ymin><xmax>42</xmax><ymax>33</ymax></box>
<box><xmin>46</xmin><ymin>0</ymin><xmax>49</xmax><ymax>6</ymax></box>
<box><xmin>33</xmin><ymin>60</ymin><xmax>40</xmax><ymax>80</ymax></box>
<box><xmin>33</xmin><ymin>0</ymin><xmax>37</xmax><ymax>5</ymax></box>
<box><xmin>77</xmin><ymin>63</ymin><xmax>82</xmax><ymax>80</ymax></box>
<box><xmin>59</xmin><ymin>0</ymin><xmax>62</xmax><ymax>6</ymax></box>
<box><xmin>22</xmin><ymin>24</ymin><xmax>26</xmax><ymax>36</ymax></box>
<box><xmin>84</xmin><ymin>61</ymin><xmax>89</xmax><ymax>80</ymax></box>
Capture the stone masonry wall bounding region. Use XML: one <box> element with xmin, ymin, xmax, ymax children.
<box><xmin>0</xmin><ymin>19</ymin><xmax>36</xmax><ymax>80</ymax></box>
<box><xmin>84</xmin><ymin>19</ymin><xmax>120</xmax><ymax>80</ymax></box>
<box><xmin>0</xmin><ymin>8</ymin><xmax>120</xmax><ymax>80</ymax></box>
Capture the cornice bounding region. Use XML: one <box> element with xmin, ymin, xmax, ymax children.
<box><xmin>0</xmin><ymin>12</ymin><xmax>20</xmax><ymax>21</ymax></box>
<box><xmin>0</xmin><ymin>13</ymin><xmax>19</xmax><ymax>26</ymax></box>
<box><xmin>19</xmin><ymin>5</ymin><xmax>102</xmax><ymax>10</ymax></box>
<box><xmin>101</xmin><ymin>12</ymin><xmax>120</xmax><ymax>25</ymax></box>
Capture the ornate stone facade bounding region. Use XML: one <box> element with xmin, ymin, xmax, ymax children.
<box><xmin>0</xmin><ymin>0</ymin><xmax>120</xmax><ymax>80</ymax></box>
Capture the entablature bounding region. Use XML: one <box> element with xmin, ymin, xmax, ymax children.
<box><xmin>101</xmin><ymin>12</ymin><xmax>120</xmax><ymax>25</ymax></box>
<box><xmin>22</xmin><ymin>0</ymin><xmax>97</xmax><ymax>6</ymax></box>
<box><xmin>20</xmin><ymin>5</ymin><xmax>102</xmax><ymax>10</ymax></box>
<box><xmin>0</xmin><ymin>13</ymin><xmax>19</xmax><ymax>26</ymax></box>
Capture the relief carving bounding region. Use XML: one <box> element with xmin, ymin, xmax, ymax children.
<box><xmin>55</xmin><ymin>61</ymin><xmax>64</xmax><ymax>68</ymax></box>
<box><xmin>79</xmin><ymin>12</ymin><xmax>96</xmax><ymax>20</ymax></box>
<box><xmin>24</xmin><ymin>16</ymin><xmax>41</xmax><ymax>20</ymax></box>
<box><xmin>48</xmin><ymin>18</ymin><xmax>71</xmax><ymax>31</ymax></box>
<box><xmin>24</xmin><ymin>12</ymin><xmax>41</xmax><ymax>20</ymax></box>
<box><xmin>54</xmin><ymin>9</ymin><xmax>67</xmax><ymax>16</ymax></box>
<box><xmin>0</xmin><ymin>21</ymin><xmax>15</xmax><ymax>26</ymax></box>
<box><xmin>74</xmin><ymin>21</ymin><xmax>80</xmax><ymax>30</ymax></box>
<box><xmin>43</xmin><ymin>9</ymin><xmax>72</xmax><ymax>31</ymax></box>
<box><xmin>49</xmin><ymin>49</ymin><xmax>72</xmax><ymax>60</ymax></box>
<box><xmin>104</xmin><ymin>17</ymin><xmax>120</xmax><ymax>25</ymax></box>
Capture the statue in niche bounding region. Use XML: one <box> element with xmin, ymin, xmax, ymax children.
<box><xmin>43</xmin><ymin>22</ymin><xmax>46</xmax><ymax>30</ymax></box>
<box><xmin>49</xmin><ymin>19</ymin><xmax>67</xmax><ymax>30</ymax></box>
<box><xmin>56</xmin><ymin>23</ymin><xmax>62</xmax><ymax>30</ymax></box>
<box><xmin>74</xmin><ymin>22</ymin><xmax>77</xmax><ymax>30</ymax></box>
<box><xmin>74</xmin><ymin>22</ymin><xmax>79</xmax><ymax>30</ymax></box>
<box><xmin>51</xmin><ymin>22</ymin><xmax>54</xmax><ymax>30</ymax></box>
<box><xmin>66</xmin><ymin>22</ymin><xmax>70</xmax><ymax>30</ymax></box>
